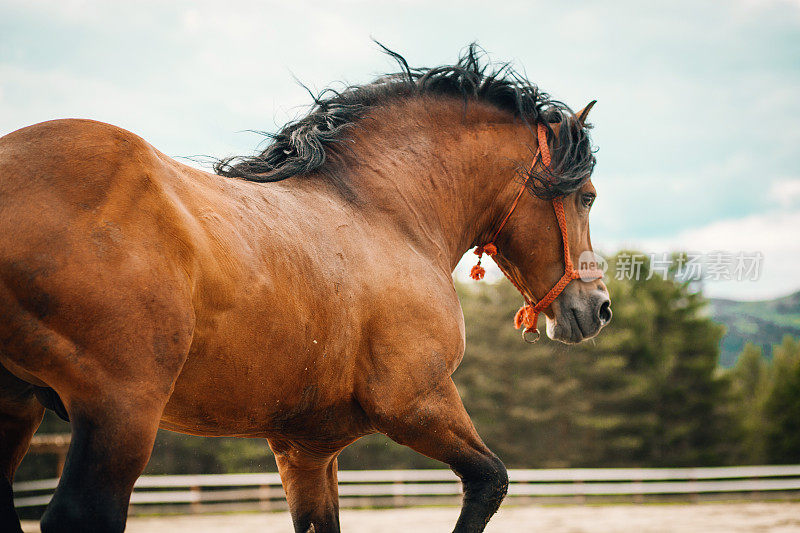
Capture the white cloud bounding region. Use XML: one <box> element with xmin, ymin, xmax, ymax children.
<box><xmin>769</xmin><ymin>178</ymin><xmax>800</xmax><ymax>208</ymax></box>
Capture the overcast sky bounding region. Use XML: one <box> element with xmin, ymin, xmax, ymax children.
<box><xmin>1</xmin><ymin>0</ymin><xmax>798</xmax><ymax>300</ymax></box>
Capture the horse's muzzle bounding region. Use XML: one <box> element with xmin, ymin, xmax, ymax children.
<box><xmin>546</xmin><ymin>286</ymin><xmax>611</xmax><ymax>344</ymax></box>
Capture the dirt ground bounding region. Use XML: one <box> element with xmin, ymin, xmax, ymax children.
<box><xmin>21</xmin><ymin>501</ymin><xmax>800</xmax><ymax>532</ymax></box>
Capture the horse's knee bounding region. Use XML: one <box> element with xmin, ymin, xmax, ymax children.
<box><xmin>459</xmin><ymin>453</ymin><xmax>508</xmax><ymax>509</ymax></box>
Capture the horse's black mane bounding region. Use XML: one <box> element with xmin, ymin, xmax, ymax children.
<box><xmin>214</xmin><ymin>43</ymin><xmax>595</xmax><ymax>199</ymax></box>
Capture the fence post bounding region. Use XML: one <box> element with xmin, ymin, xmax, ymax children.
<box><xmin>633</xmin><ymin>477</ymin><xmax>644</xmax><ymax>504</ymax></box>
<box><xmin>393</xmin><ymin>479</ymin><xmax>404</xmax><ymax>508</ymax></box>
<box><xmin>56</xmin><ymin>451</ymin><xmax>67</xmax><ymax>477</ymax></box>
<box><xmin>190</xmin><ymin>485</ymin><xmax>202</xmax><ymax>513</ymax></box>
<box><xmin>575</xmin><ymin>479</ymin><xmax>586</xmax><ymax>504</ymax></box>
<box><xmin>258</xmin><ymin>484</ymin><xmax>272</xmax><ymax>511</ymax></box>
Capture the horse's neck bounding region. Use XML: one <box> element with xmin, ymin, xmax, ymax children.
<box><xmin>348</xmin><ymin>99</ymin><xmax>530</xmax><ymax>271</ymax></box>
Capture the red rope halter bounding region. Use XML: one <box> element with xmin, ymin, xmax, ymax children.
<box><xmin>470</xmin><ymin>123</ymin><xmax>604</xmax><ymax>342</ymax></box>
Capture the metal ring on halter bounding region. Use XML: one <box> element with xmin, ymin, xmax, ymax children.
<box><xmin>522</xmin><ymin>328</ymin><xmax>540</xmax><ymax>344</ymax></box>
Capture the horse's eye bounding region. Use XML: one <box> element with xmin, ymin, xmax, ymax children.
<box><xmin>581</xmin><ymin>193</ymin><xmax>596</xmax><ymax>209</ymax></box>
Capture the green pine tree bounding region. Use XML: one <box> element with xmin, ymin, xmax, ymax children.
<box><xmin>763</xmin><ymin>336</ymin><xmax>800</xmax><ymax>463</ymax></box>
<box><xmin>727</xmin><ymin>343</ymin><xmax>768</xmax><ymax>463</ymax></box>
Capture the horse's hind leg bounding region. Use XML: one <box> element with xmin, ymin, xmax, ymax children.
<box><xmin>0</xmin><ymin>365</ymin><xmax>44</xmax><ymax>533</ymax></box>
<box><xmin>36</xmin><ymin>319</ymin><xmax>192</xmax><ymax>533</ymax></box>
<box><xmin>269</xmin><ymin>438</ymin><xmax>344</xmax><ymax>533</ymax></box>
<box><xmin>0</xmin><ymin>281</ymin><xmax>193</xmax><ymax>532</ymax></box>
<box><xmin>0</xmin><ymin>230</ymin><xmax>195</xmax><ymax>532</ymax></box>
<box><xmin>40</xmin><ymin>390</ymin><xmax>168</xmax><ymax>533</ymax></box>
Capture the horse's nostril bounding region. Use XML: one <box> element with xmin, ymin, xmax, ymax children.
<box><xmin>598</xmin><ymin>300</ymin><xmax>612</xmax><ymax>326</ymax></box>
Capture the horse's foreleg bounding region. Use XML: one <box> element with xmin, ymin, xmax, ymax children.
<box><xmin>269</xmin><ymin>438</ymin><xmax>343</xmax><ymax>533</ymax></box>
<box><xmin>367</xmin><ymin>378</ymin><xmax>508</xmax><ymax>533</ymax></box>
<box><xmin>0</xmin><ymin>365</ymin><xmax>44</xmax><ymax>533</ymax></box>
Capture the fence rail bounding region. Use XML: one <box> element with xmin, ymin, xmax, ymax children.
<box><xmin>14</xmin><ymin>465</ymin><xmax>800</xmax><ymax>514</ymax></box>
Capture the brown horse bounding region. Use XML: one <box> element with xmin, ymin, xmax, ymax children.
<box><xmin>0</xmin><ymin>46</ymin><xmax>610</xmax><ymax>533</ymax></box>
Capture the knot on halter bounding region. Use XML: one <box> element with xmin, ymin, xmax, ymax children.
<box><xmin>469</xmin><ymin>243</ymin><xmax>498</xmax><ymax>280</ymax></box>
<box><xmin>470</xmin><ymin>122</ymin><xmax>602</xmax><ymax>342</ymax></box>
<box><xmin>514</xmin><ymin>303</ymin><xmax>537</xmax><ymax>331</ymax></box>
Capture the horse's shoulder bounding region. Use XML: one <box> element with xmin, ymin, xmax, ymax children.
<box><xmin>363</xmin><ymin>271</ymin><xmax>466</xmax><ymax>363</ymax></box>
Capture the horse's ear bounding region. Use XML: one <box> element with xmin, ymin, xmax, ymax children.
<box><xmin>575</xmin><ymin>100</ymin><xmax>597</xmax><ymax>126</ymax></box>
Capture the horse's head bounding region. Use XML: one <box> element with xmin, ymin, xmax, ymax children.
<box><xmin>490</xmin><ymin>102</ymin><xmax>611</xmax><ymax>344</ymax></box>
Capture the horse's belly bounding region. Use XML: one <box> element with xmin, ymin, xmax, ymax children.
<box><xmin>159</xmin><ymin>385</ymin><xmax>370</xmax><ymax>440</ymax></box>
<box><xmin>159</xmin><ymin>336</ymin><xmax>371</xmax><ymax>440</ymax></box>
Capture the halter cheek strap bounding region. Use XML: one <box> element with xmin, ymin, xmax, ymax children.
<box><xmin>470</xmin><ymin>123</ymin><xmax>604</xmax><ymax>342</ymax></box>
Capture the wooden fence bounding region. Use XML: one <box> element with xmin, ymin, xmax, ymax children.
<box><xmin>14</xmin><ymin>465</ymin><xmax>800</xmax><ymax>515</ymax></box>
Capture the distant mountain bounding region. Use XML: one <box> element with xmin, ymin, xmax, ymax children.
<box><xmin>709</xmin><ymin>291</ymin><xmax>800</xmax><ymax>367</ymax></box>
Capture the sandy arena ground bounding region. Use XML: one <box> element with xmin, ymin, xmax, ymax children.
<box><xmin>21</xmin><ymin>501</ymin><xmax>800</xmax><ymax>532</ymax></box>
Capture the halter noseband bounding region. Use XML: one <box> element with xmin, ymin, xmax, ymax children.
<box><xmin>470</xmin><ymin>122</ymin><xmax>604</xmax><ymax>342</ymax></box>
